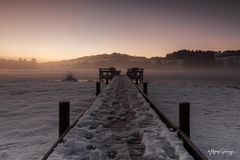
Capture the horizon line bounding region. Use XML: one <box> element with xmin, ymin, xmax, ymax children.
<box><xmin>1</xmin><ymin>49</ymin><xmax>240</xmax><ymax>62</ymax></box>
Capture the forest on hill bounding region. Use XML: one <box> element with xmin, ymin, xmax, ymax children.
<box><xmin>1</xmin><ymin>50</ymin><xmax>240</xmax><ymax>69</ymax></box>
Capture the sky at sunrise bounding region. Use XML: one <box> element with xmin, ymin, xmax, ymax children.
<box><xmin>0</xmin><ymin>0</ymin><xmax>240</xmax><ymax>61</ymax></box>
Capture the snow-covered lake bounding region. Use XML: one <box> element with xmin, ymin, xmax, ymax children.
<box><xmin>148</xmin><ymin>74</ymin><xmax>240</xmax><ymax>160</ymax></box>
<box><xmin>0</xmin><ymin>80</ymin><xmax>95</xmax><ymax>160</ymax></box>
<box><xmin>0</xmin><ymin>69</ymin><xmax>239</xmax><ymax>160</ymax></box>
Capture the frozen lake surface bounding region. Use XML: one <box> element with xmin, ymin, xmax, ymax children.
<box><xmin>0</xmin><ymin>80</ymin><xmax>95</xmax><ymax>160</ymax></box>
<box><xmin>0</xmin><ymin>69</ymin><xmax>239</xmax><ymax>160</ymax></box>
<box><xmin>149</xmin><ymin>80</ymin><xmax>240</xmax><ymax>160</ymax></box>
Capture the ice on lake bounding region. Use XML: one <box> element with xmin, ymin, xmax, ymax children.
<box><xmin>0</xmin><ymin>79</ymin><xmax>95</xmax><ymax>160</ymax></box>
<box><xmin>148</xmin><ymin>71</ymin><xmax>240</xmax><ymax>160</ymax></box>
<box><xmin>0</xmin><ymin>69</ymin><xmax>239</xmax><ymax>160</ymax></box>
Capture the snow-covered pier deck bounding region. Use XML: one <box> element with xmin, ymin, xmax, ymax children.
<box><xmin>48</xmin><ymin>75</ymin><xmax>194</xmax><ymax>160</ymax></box>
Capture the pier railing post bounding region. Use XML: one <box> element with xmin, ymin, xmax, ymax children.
<box><xmin>135</xmin><ymin>78</ymin><xmax>138</xmax><ymax>85</ymax></box>
<box><xmin>106</xmin><ymin>78</ymin><xmax>109</xmax><ymax>85</ymax></box>
<box><xmin>179</xmin><ymin>102</ymin><xmax>190</xmax><ymax>138</ymax></box>
<box><xmin>96</xmin><ymin>81</ymin><xmax>100</xmax><ymax>96</ymax></box>
<box><xmin>59</xmin><ymin>102</ymin><xmax>70</xmax><ymax>137</ymax></box>
<box><xmin>143</xmin><ymin>82</ymin><xmax>148</xmax><ymax>95</ymax></box>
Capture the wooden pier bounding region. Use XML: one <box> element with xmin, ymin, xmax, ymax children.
<box><xmin>43</xmin><ymin>70</ymin><xmax>207</xmax><ymax>160</ymax></box>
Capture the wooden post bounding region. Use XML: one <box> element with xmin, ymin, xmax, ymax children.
<box><xmin>179</xmin><ymin>102</ymin><xmax>190</xmax><ymax>138</ymax></box>
<box><xmin>143</xmin><ymin>82</ymin><xmax>148</xmax><ymax>95</ymax></box>
<box><xmin>106</xmin><ymin>78</ymin><xmax>109</xmax><ymax>85</ymax></box>
<box><xmin>135</xmin><ymin>78</ymin><xmax>138</xmax><ymax>85</ymax></box>
<box><xmin>59</xmin><ymin>102</ymin><xmax>70</xmax><ymax>137</ymax></box>
<box><xmin>96</xmin><ymin>81</ymin><xmax>100</xmax><ymax>96</ymax></box>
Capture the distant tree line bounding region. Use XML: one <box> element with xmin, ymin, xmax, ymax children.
<box><xmin>1</xmin><ymin>50</ymin><xmax>240</xmax><ymax>69</ymax></box>
<box><xmin>155</xmin><ymin>50</ymin><xmax>240</xmax><ymax>68</ymax></box>
<box><xmin>165</xmin><ymin>50</ymin><xmax>215</xmax><ymax>67</ymax></box>
<box><xmin>216</xmin><ymin>50</ymin><xmax>240</xmax><ymax>57</ymax></box>
<box><xmin>166</xmin><ymin>50</ymin><xmax>240</xmax><ymax>59</ymax></box>
<box><xmin>0</xmin><ymin>58</ymin><xmax>37</xmax><ymax>69</ymax></box>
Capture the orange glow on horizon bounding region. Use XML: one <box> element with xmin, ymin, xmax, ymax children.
<box><xmin>0</xmin><ymin>1</ymin><xmax>239</xmax><ymax>61</ymax></box>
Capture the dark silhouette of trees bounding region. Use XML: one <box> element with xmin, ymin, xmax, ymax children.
<box><xmin>0</xmin><ymin>58</ymin><xmax>37</xmax><ymax>69</ymax></box>
<box><xmin>216</xmin><ymin>50</ymin><xmax>240</xmax><ymax>57</ymax></box>
<box><xmin>165</xmin><ymin>50</ymin><xmax>216</xmax><ymax>68</ymax></box>
<box><xmin>1</xmin><ymin>51</ymin><xmax>240</xmax><ymax>69</ymax></box>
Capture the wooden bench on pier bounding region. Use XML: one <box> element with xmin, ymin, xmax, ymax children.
<box><xmin>127</xmin><ymin>67</ymin><xmax>144</xmax><ymax>85</ymax></box>
<box><xmin>99</xmin><ymin>67</ymin><xmax>121</xmax><ymax>84</ymax></box>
